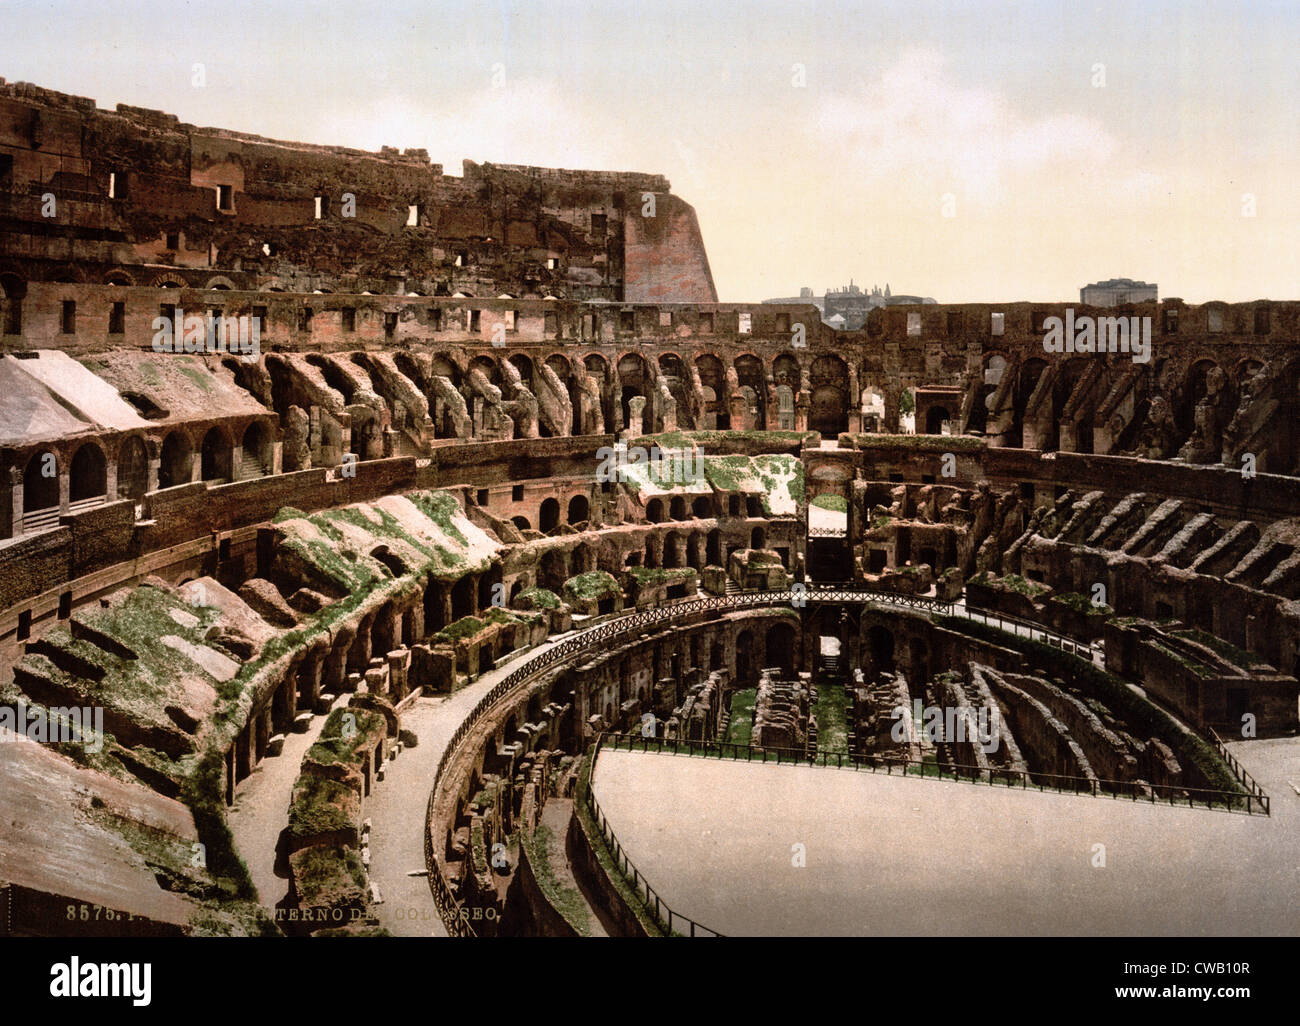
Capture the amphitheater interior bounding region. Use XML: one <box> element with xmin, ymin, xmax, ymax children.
<box><xmin>0</xmin><ymin>79</ymin><xmax>1296</xmax><ymax>937</ymax></box>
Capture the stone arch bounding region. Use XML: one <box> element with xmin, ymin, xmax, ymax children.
<box><xmin>734</xmin><ymin>354</ymin><xmax>766</xmax><ymax>430</ymax></box>
<box><xmin>103</xmin><ymin>269</ymin><xmax>136</xmax><ymax>286</ymax></box>
<box><xmin>809</xmin><ymin>354</ymin><xmax>849</xmax><ymax>436</ymax></box>
<box><xmin>511</xmin><ymin>515</ymin><xmax>532</xmax><ymax>532</ymax></box>
<box><xmin>617</xmin><ymin>352</ymin><xmax>652</xmax><ymax>434</ymax></box>
<box><xmin>204</xmin><ymin>275</ymin><xmax>237</xmax><ymax>291</ymax></box>
<box><xmin>538</xmin><ymin>497</ymin><xmax>560</xmax><ymax>533</ymax></box>
<box><xmin>925</xmin><ymin>405</ymin><xmax>951</xmax><ymax>435</ymax></box>
<box><xmin>867</xmin><ymin>625</ymin><xmax>895</xmax><ymax>675</ymax></box>
<box><xmin>765</xmin><ymin>621</ymin><xmax>797</xmax><ymax>675</ymax></box>
<box><xmin>69</xmin><ymin>441</ymin><xmax>107</xmax><ymax>503</ymax></box>
<box><xmin>23</xmin><ymin>450</ymin><xmax>59</xmax><ymax>512</ymax></box>
<box><xmin>1233</xmin><ymin>357</ymin><xmax>1264</xmax><ymax>388</ymax></box>
<box><xmin>240</xmin><ymin>420</ymin><xmax>273</xmax><ymax>478</ymax></box>
<box><xmin>567</xmin><ymin>494</ymin><xmax>589</xmax><ymax>525</ymax></box>
<box><xmin>645</xmin><ymin>498</ymin><xmax>665</xmax><ymax>524</ymax></box>
<box><xmin>200</xmin><ymin>426</ymin><xmax>233</xmax><ymax>483</ymax></box>
<box><xmin>430</xmin><ymin>352</ymin><xmax>464</xmax><ymax>387</ymax></box>
<box><xmin>44</xmin><ymin>263</ymin><xmax>82</xmax><ymax>284</ymax></box>
<box><xmin>1179</xmin><ymin>358</ymin><xmax>1225</xmax><ymax>435</ymax></box>
<box><xmin>663</xmin><ymin>531</ymin><xmax>683</xmax><ymax>568</ymax></box>
<box><xmin>158</xmin><ymin>431</ymin><xmax>193</xmax><ymax>488</ymax></box>
<box><xmin>469</xmin><ymin>354</ymin><xmax>502</xmax><ymax>386</ymax></box>
<box><xmin>772</xmin><ymin>353</ymin><xmax>801</xmax><ymax>388</ymax></box>
<box><xmin>695</xmin><ymin>354</ymin><xmax>727</xmax><ymax>429</ymax></box>
<box><xmin>450</xmin><ymin>576</ymin><xmax>475</xmax><ymax>621</ymax></box>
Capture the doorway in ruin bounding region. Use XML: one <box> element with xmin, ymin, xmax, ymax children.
<box><xmin>867</xmin><ymin>625</ymin><xmax>895</xmax><ymax>676</ymax></box>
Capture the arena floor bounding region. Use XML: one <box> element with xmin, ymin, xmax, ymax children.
<box><xmin>590</xmin><ymin>747</ymin><xmax>1299</xmax><ymax>936</ymax></box>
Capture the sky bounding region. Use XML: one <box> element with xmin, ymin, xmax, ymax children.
<box><xmin>1</xmin><ymin>0</ymin><xmax>1297</xmax><ymax>303</ymax></box>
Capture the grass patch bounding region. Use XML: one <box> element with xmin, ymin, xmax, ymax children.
<box><xmin>810</xmin><ymin>493</ymin><xmax>848</xmax><ymax>513</ymax></box>
<box><xmin>564</xmin><ymin>571</ymin><xmax>622</xmax><ymax>601</ymax></box>
<box><xmin>522</xmin><ymin>822</ymin><xmax>593</xmax><ymax>937</ymax></box>
<box><xmin>813</xmin><ymin>684</ymin><xmax>849</xmax><ymax>756</ymax></box>
<box><xmin>725</xmin><ymin>688</ymin><xmax>756</xmax><ymax>746</ymax></box>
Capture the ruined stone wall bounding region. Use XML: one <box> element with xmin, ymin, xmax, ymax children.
<box><xmin>0</xmin><ymin>81</ymin><xmax>708</xmax><ymax>303</ymax></box>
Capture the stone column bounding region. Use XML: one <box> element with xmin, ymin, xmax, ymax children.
<box><xmin>9</xmin><ymin>465</ymin><xmax>23</xmax><ymax>540</ymax></box>
<box><xmin>146</xmin><ymin>438</ymin><xmax>160</xmax><ymax>494</ymax></box>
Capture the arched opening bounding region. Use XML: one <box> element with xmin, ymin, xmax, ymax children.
<box><xmin>766</xmin><ymin>623</ymin><xmax>797</xmax><ymax>675</ymax></box>
<box><xmin>645</xmin><ymin>498</ymin><xmax>665</xmax><ymax>524</ymax></box>
<box><xmin>370</xmin><ymin>546</ymin><xmax>406</xmax><ymax>577</ymax></box>
<box><xmin>663</xmin><ymin>532</ymin><xmax>682</xmax><ymax>568</ymax></box>
<box><xmin>158</xmin><ymin>431</ymin><xmax>192</xmax><ymax>489</ymax></box>
<box><xmin>809</xmin><ymin>355</ymin><xmax>849</xmax><ymax>436</ymax></box>
<box><xmin>511</xmin><ymin>515</ymin><xmax>532</xmax><ymax>533</ymax></box>
<box><xmin>200</xmin><ymin>428</ymin><xmax>232</xmax><ymax>483</ymax></box>
<box><xmin>117</xmin><ymin>436</ymin><xmax>149</xmax><ymax>500</ymax></box>
<box><xmin>859</xmin><ymin>384</ymin><xmax>887</xmax><ymax>432</ymax></box>
<box><xmin>670</xmin><ymin>496</ymin><xmax>687</xmax><ymax>521</ymax></box>
<box><xmin>23</xmin><ymin>450</ymin><xmax>59</xmax><ymax>513</ymax></box>
<box><xmin>240</xmin><ymin>421</ymin><xmax>272</xmax><ymax>479</ymax></box>
<box><xmin>706</xmin><ymin>529</ymin><xmax>722</xmax><ymax>567</ymax></box>
<box><xmin>695</xmin><ymin>355</ymin><xmax>728</xmax><ymax>429</ymax></box>
<box><xmin>867</xmin><ymin>625</ymin><xmax>895</xmax><ymax>675</ymax></box>
<box><xmin>450</xmin><ymin>576</ymin><xmax>475</xmax><ymax>621</ymax></box>
<box><xmin>925</xmin><ymin>406</ymin><xmax>951</xmax><ymax>435</ymax></box>
<box><xmin>539</xmin><ymin>497</ymin><xmax>560</xmax><ymax>533</ymax></box>
<box><xmin>735</xmin><ymin>355</ymin><xmax>766</xmax><ymax>430</ymax></box>
<box><xmin>617</xmin><ymin>354</ymin><xmax>652</xmax><ymax>434</ymax></box>
<box><xmin>1012</xmin><ymin>359</ymin><xmax>1047</xmax><ymax>446</ymax></box>
<box><xmin>69</xmin><ymin>443</ymin><xmax>106</xmax><ymax>503</ymax></box>
<box><xmin>750</xmin><ymin>527</ymin><xmax>766</xmax><ymax>550</ymax></box>
<box><xmin>423</xmin><ymin>582</ymin><xmax>446</xmax><ymax>634</ymax></box>
<box><xmin>692</xmin><ymin>496</ymin><xmax>713</xmax><ymax>518</ymax></box>
<box><xmin>567</xmin><ymin>494</ymin><xmax>589</xmax><ymax>525</ymax></box>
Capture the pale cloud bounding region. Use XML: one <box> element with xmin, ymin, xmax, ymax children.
<box><xmin>311</xmin><ymin>77</ymin><xmax>628</xmax><ymax>176</ymax></box>
<box><xmin>815</xmin><ymin>50</ymin><xmax>1128</xmax><ymax>205</ymax></box>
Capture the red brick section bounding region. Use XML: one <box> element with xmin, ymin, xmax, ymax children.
<box><xmin>623</xmin><ymin>194</ymin><xmax>718</xmax><ymax>304</ymax></box>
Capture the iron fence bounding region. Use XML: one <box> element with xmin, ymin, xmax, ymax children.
<box><xmin>596</xmin><ymin>732</ymin><xmax>1265</xmax><ymax>814</ymax></box>
<box><xmin>582</xmin><ymin>735</ymin><xmax>722</xmax><ymax>937</ymax></box>
<box><xmin>425</xmin><ymin>585</ymin><xmax>1270</xmax><ymax>935</ymax></box>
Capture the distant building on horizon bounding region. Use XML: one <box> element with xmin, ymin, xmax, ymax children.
<box><xmin>763</xmin><ymin>281</ymin><xmax>936</xmax><ymax>329</ymax></box>
<box><xmin>1080</xmin><ymin>278</ymin><xmax>1158</xmax><ymax>307</ymax></box>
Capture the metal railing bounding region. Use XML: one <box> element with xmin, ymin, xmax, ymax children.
<box><xmin>424</xmin><ymin>585</ymin><xmax>1268</xmax><ymax>935</ymax></box>
<box><xmin>582</xmin><ymin>735</ymin><xmax>721</xmax><ymax>937</ymax></box>
<box><xmin>597</xmin><ymin>732</ymin><xmax>1265</xmax><ymax>814</ymax></box>
<box><xmin>1207</xmin><ymin>727</ymin><xmax>1271</xmax><ymax>814</ymax></box>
